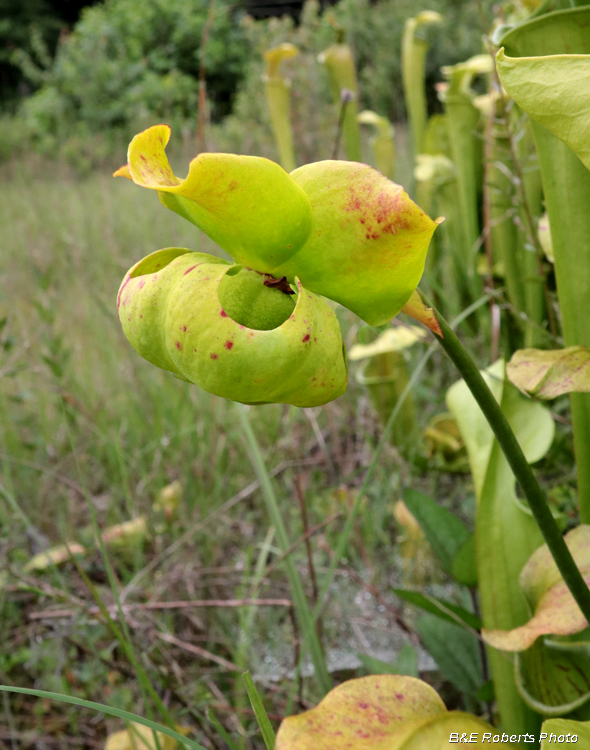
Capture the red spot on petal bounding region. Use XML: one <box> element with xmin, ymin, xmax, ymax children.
<box><xmin>183</xmin><ymin>326</ymin><xmax>187</xmax><ymax>332</ymax></box>
<box><xmin>302</xmin><ymin>334</ymin><xmax>310</xmax><ymax>342</ymax></box>
<box><xmin>183</xmin><ymin>264</ymin><xmax>199</xmax><ymax>276</ymax></box>
<box><xmin>175</xmin><ymin>341</ymin><xmax>182</xmax><ymax>350</ymax></box>
<box><xmin>210</xmin><ymin>353</ymin><xmax>218</xmax><ymax>359</ymax></box>
<box><xmin>220</xmin><ymin>309</ymin><xmax>228</xmax><ymax>317</ymax></box>
<box><xmin>138</xmin><ymin>279</ymin><xmax>146</xmax><ymax>289</ymax></box>
<box><xmin>224</xmin><ymin>341</ymin><xmax>233</xmax><ymax>350</ymax></box>
<box><xmin>359</xmin><ymin>703</ymin><xmax>368</xmax><ymax>709</ymax></box>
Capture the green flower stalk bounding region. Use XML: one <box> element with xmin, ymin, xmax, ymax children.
<box><xmin>401</xmin><ymin>11</ymin><xmax>443</xmax><ymax>156</ymax></box>
<box><xmin>115</xmin><ymin>125</ymin><xmax>441</xmax><ymax>407</ymax></box>
<box><xmin>358</xmin><ymin>110</ymin><xmax>395</xmax><ymax>180</ymax></box>
<box><xmin>497</xmin><ymin>6</ymin><xmax>590</xmax><ymax>522</ymax></box>
<box><xmin>263</xmin><ymin>43</ymin><xmax>299</xmax><ymax>173</ymax></box>
<box><xmin>318</xmin><ymin>43</ymin><xmax>362</xmax><ymax>162</ymax></box>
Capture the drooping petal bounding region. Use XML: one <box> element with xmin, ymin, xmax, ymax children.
<box><xmin>115</xmin><ymin>125</ymin><xmax>313</xmax><ymax>273</ymax></box>
<box><xmin>118</xmin><ymin>248</ymin><xmax>347</xmax><ymax>407</ymax></box>
<box><xmin>273</xmin><ymin>161</ymin><xmax>441</xmax><ymax>326</ymax></box>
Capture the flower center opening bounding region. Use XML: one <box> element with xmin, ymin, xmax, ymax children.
<box><xmin>217</xmin><ymin>267</ymin><xmax>296</xmax><ymax>331</ymax></box>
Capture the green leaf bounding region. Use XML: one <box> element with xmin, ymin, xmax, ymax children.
<box><xmin>116</xmin><ymin>124</ymin><xmax>313</xmax><ymax>273</ymax></box>
<box><xmin>0</xmin><ymin>686</ymin><xmax>205</xmax><ymax>750</ymax></box>
<box><xmin>242</xmin><ymin>671</ymin><xmax>275</xmax><ymax>750</ymax></box>
<box><xmin>393</xmin><ymin>588</ymin><xmax>481</xmax><ymax>631</ymax></box>
<box><xmin>416</xmin><ymin>615</ymin><xmax>482</xmax><ymax>697</ymax></box>
<box><xmin>273</xmin><ymin>161</ymin><xmax>441</xmax><ymax>326</ymax></box>
<box><xmin>540</xmin><ymin>717</ymin><xmax>590</xmax><ymax>748</ymax></box>
<box><xmin>357</xmin><ymin>644</ymin><xmax>419</xmax><ymax>678</ymax></box>
<box><xmin>508</xmin><ymin>346</ymin><xmax>590</xmax><ymax>399</ymax></box>
<box><xmin>402</xmin><ymin>488</ymin><xmax>470</xmax><ymax>575</ymax></box>
<box><xmin>275</xmin><ymin>675</ymin><xmax>512</xmax><ymax>749</ymax></box>
<box><xmin>516</xmin><ymin>640</ymin><xmax>590</xmax><ymax>716</ymax></box>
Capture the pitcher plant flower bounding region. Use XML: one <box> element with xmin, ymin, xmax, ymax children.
<box><xmin>115</xmin><ymin>124</ymin><xmax>441</xmax><ymax>407</ymax></box>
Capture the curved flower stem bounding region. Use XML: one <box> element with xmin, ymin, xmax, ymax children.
<box><xmin>432</xmin><ymin>302</ymin><xmax>590</xmax><ymax>623</ymax></box>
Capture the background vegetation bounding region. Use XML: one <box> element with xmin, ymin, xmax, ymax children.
<box><xmin>4</xmin><ymin>0</ymin><xmax>579</xmax><ymax>747</ymax></box>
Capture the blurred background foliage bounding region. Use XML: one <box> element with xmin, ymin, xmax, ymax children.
<box><xmin>0</xmin><ymin>0</ymin><xmax>491</xmax><ymax>167</ymax></box>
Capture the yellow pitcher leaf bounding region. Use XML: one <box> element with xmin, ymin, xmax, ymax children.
<box><xmin>24</xmin><ymin>543</ymin><xmax>86</xmax><ymax>572</ymax></box>
<box><xmin>482</xmin><ymin>526</ymin><xmax>590</xmax><ymax>652</ymax></box>
<box><xmin>105</xmin><ymin>723</ymin><xmax>192</xmax><ymax>750</ymax></box>
<box><xmin>275</xmin><ymin>675</ymin><xmax>516</xmax><ymax>749</ymax></box>
<box><xmin>348</xmin><ymin>326</ymin><xmax>426</xmax><ymax>361</ymax></box>
<box><xmin>507</xmin><ymin>346</ymin><xmax>590</xmax><ymax>399</ymax></box>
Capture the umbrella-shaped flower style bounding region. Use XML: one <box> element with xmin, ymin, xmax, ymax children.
<box><xmin>115</xmin><ymin>124</ymin><xmax>441</xmax><ymax>406</ymax></box>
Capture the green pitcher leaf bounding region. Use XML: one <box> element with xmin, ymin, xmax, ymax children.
<box><xmin>447</xmin><ymin>359</ymin><xmax>554</xmax><ymax>734</ymax></box>
<box><xmin>496</xmin><ymin>48</ymin><xmax>590</xmax><ymax>172</ymax></box>
<box><xmin>540</xmin><ymin>718</ymin><xmax>590</xmax><ymax>748</ymax></box>
<box><xmin>508</xmin><ymin>346</ymin><xmax>590</xmax><ymax>399</ymax></box>
<box><xmin>482</xmin><ymin>526</ymin><xmax>590</xmax><ymax>652</ymax></box>
<box><xmin>275</xmin><ymin>675</ymin><xmax>511</xmax><ymax>749</ymax></box>
<box><xmin>263</xmin><ymin>44</ymin><xmax>299</xmax><ymax>173</ymax></box>
<box><xmin>272</xmin><ymin>162</ymin><xmax>441</xmax><ymax>326</ymax></box>
<box><xmin>358</xmin><ymin>110</ymin><xmax>396</xmax><ymax>180</ymax></box>
<box><xmin>516</xmin><ymin>639</ymin><xmax>590</xmax><ymax>716</ymax></box>
<box><xmin>402</xmin><ymin>11</ymin><xmax>443</xmax><ymax>155</ymax></box>
<box><xmin>447</xmin><ymin>359</ymin><xmax>553</xmax><ymax>501</ymax></box>
<box><xmin>318</xmin><ymin>44</ymin><xmax>362</xmax><ymax>162</ymax></box>
<box><xmin>115</xmin><ymin>124</ymin><xmax>313</xmax><ymax>273</ymax></box>
<box><xmin>118</xmin><ymin>249</ymin><xmax>347</xmax><ymax>407</ymax></box>
<box><xmin>452</xmin><ymin>535</ymin><xmax>478</xmax><ymax>588</ymax></box>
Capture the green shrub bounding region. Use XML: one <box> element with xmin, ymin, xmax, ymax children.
<box><xmin>15</xmin><ymin>0</ymin><xmax>248</xmax><ymax>152</ymax></box>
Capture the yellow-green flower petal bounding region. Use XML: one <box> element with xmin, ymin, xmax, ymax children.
<box><xmin>274</xmin><ymin>161</ymin><xmax>441</xmax><ymax>326</ymax></box>
<box><xmin>118</xmin><ymin>248</ymin><xmax>347</xmax><ymax>407</ymax></box>
<box><xmin>115</xmin><ymin>124</ymin><xmax>313</xmax><ymax>273</ymax></box>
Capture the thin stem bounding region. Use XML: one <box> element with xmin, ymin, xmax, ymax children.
<box><xmin>432</xmin><ymin>303</ymin><xmax>590</xmax><ymax>623</ymax></box>
<box><xmin>236</xmin><ymin>404</ymin><xmax>332</xmax><ymax>695</ymax></box>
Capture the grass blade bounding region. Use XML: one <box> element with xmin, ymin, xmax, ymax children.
<box><xmin>242</xmin><ymin>672</ymin><xmax>275</xmax><ymax>750</ymax></box>
<box><xmin>236</xmin><ymin>405</ymin><xmax>332</xmax><ymax>694</ymax></box>
<box><xmin>0</xmin><ymin>686</ymin><xmax>206</xmax><ymax>750</ymax></box>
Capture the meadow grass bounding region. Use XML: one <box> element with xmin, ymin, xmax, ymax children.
<box><xmin>0</xmin><ymin>155</ymin><xmax>499</xmax><ymax>747</ymax></box>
